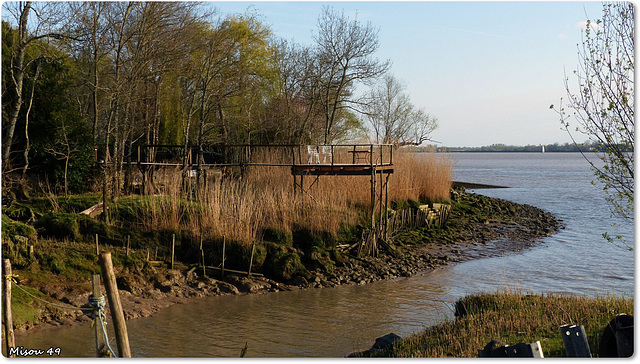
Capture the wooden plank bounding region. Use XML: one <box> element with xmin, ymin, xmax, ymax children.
<box><xmin>80</xmin><ymin>202</ymin><xmax>104</xmax><ymax>218</ymax></box>
<box><xmin>204</xmin><ymin>265</ymin><xmax>263</xmax><ymax>277</ymax></box>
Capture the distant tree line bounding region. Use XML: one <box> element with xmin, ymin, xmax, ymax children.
<box><xmin>436</xmin><ymin>141</ymin><xmax>622</xmax><ymax>153</ymax></box>
<box><xmin>2</xmin><ymin>2</ymin><xmax>438</xmax><ymax>198</ymax></box>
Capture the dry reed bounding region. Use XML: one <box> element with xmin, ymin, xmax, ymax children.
<box><xmin>131</xmin><ymin>151</ymin><xmax>451</xmax><ymax>246</ymax></box>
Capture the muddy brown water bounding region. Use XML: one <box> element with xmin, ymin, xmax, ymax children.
<box><xmin>16</xmin><ymin>267</ymin><xmax>463</xmax><ymax>357</ymax></box>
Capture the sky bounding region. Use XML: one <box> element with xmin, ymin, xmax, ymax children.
<box><xmin>209</xmin><ymin>1</ymin><xmax>606</xmax><ymax>147</ymax></box>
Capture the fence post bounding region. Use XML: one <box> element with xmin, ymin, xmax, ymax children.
<box><xmin>171</xmin><ymin>234</ymin><xmax>175</xmax><ymax>270</ymax></box>
<box><xmin>221</xmin><ymin>237</ymin><xmax>226</xmax><ymax>279</ymax></box>
<box><xmin>99</xmin><ymin>253</ymin><xmax>131</xmax><ymax>357</ymax></box>
<box><xmin>199</xmin><ymin>236</ymin><xmax>206</xmax><ymax>278</ymax></box>
<box><xmin>248</xmin><ymin>242</ymin><xmax>255</xmax><ymax>278</ymax></box>
<box><xmin>560</xmin><ymin>324</ymin><xmax>591</xmax><ymax>357</ymax></box>
<box><xmin>3</xmin><ymin>259</ymin><xmax>15</xmax><ymax>357</ymax></box>
<box><xmin>95</xmin><ymin>234</ymin><xmax>99</xmax><ymax>256</ymax></box>
<box><xmin>91</xmin><ymin>274</ymin><xmax>109</xmax><ymax>357</ymax></box>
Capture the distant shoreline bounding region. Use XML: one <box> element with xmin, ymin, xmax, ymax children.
<box><xmin>438</xmin><ymin>150</ymin><xmax>596</xmax><ymax>153</ymax></box>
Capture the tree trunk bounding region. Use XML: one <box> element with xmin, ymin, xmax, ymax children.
<box><xmin>3</xmin><ymin>2</ymin><xmax>31</xmax><ymax>171</ymax></box>
<box><xmin>21</xmin><ymin>63</ymin><xmax>40</xmax><ymax>181</ymax></box>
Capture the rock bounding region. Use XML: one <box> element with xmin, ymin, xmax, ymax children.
<box><xmin>372</xmin><ymin>333</ymin><xmax>402</xmax><ymax>350</ymax></box>
<box><xmin>216</xmin><ymin>281</ymin><xmax>240</xmax><ymax>295</ymax></box>
<box><xmin>347</xmin><ymin>333</ymin><xmax>402</xmax><ymax>357</ymax></box>
<box><xmin>289</xmin><ymin>275</ymin><xmax>308</xmax><ymax>287</ymax></box>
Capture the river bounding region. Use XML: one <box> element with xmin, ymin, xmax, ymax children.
<box><xmin>15</xmin><ymin>152</ymin><xmax>634</xmax><ymax>357</ymax></box>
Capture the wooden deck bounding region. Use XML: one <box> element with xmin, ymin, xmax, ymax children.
<box><xmin>292</xmin><ymin>164</ymin><xmax>394</xmax><ymax>176</ymax></box>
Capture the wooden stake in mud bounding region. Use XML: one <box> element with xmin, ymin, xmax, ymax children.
<box><xmin>91</xmin><ymin>274</ymin><xmax>109</xmax><ymax>357</ymax></box>
<box><xmin>221</xmin><ymin>237</ymin><xmax>226</xmax><ymax>279</ymax></box>
<box><xmin>199</xmin><ymin>236</ymin><xmax>206</xmax><ymax>278</ymax></box>
<box><xmin>3</xmin><ymin>259</ymin><xmax>15</xmax><ymax>357</ymax></box>
<box><xmin>247</xmin><ymin>242</ymin><xmax>255</xmax><ymax>278</ymax></box>
<box><xmin>99</xmin><ymin>253</ymin><xmax>131</xmax><ymax>357</ymax></box>
<box><xmin>171</xmin><ymin>234</ymin><xmax>175</xmax><ymax>270</ymax></box>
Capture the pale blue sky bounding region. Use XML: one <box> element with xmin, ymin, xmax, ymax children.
<box><xmin>210</xmin><ymin>1</ymin><xmax>605</xmax><ymax>147</ymax></box>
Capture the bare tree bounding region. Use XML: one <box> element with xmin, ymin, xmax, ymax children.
<box><xmin>552</xmin><ymin>3</ymin><xmax>634</xmax><ymax>218</ymax></box>
<box><xmin>314</xmin><ymin>6</ymin><xmax>390</xmax><ymax>144</ymax></box>
<box><xmin>363</xmin><ymin>74</ymin><xmax>437</xmax><ymax>147</ymax></box>
<box><xmin>268</xmin><ymin>39</ymin><xmax>324</xmax><ymax>144</ymax></box>
<box><xmin>2</xmin><ymin>1</ymin><xmax>69</xmax><ymax>172</ymax></box>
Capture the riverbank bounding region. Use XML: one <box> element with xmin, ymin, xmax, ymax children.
<box><xmin>362</xmin><ymin>290</ymin><xmax>633</xmax><ymax>358</ymax></box>
<box><xmin>9</xmin><ymin>189</ymin><xmax>563</xmax><ymax>336</ymax></box>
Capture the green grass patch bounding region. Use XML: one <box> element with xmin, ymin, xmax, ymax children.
<box><xmin>11</xmin><ymin>284</ymin><xmax>46</xmax><ymax>328</ymax></box>
<box><xmin>382</xmin><ymin>290</ymin><xmax>633</xmax><ymax>358</ymax></box>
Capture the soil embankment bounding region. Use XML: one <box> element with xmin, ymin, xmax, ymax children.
<box><xmin>12</xmin><ymin>190</ymin><xmax>563</xmax><ymax>334</ymax></box>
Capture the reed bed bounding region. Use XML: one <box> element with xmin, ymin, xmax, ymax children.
<box><xmin>130</xmin><ymin>151</ymin><xmax>451</xmax><ymax>246</ymax></box>
<box><xmin>388</xmin><ymin>289</ymin><xmax>634</xmax><ymax>358</ymax></box>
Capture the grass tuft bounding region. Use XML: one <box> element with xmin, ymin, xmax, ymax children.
<box><xmin>384</xmin><ymin>290</ymin><xmax>633</xmax><ymax>358</ymax></box>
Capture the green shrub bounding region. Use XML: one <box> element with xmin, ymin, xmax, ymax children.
<box><xmin>2</xmin><ymin>214</ymin><xmax>37</xmax><ymax>240</ymax></box>
<box><xmin>39</xmin><ymin>213</ymin><xmax>80</xmax><ymax>241</ymax></box>
<box><xmin>261</xmin><ymin>227</ymin><xmax>293</xmax><ymax>246</ymax></box>
<box><xmin>292</xmin><ymin>226</ymin><xmax>335</xmax><ymax>255</ymax></box>
<box><xmin>263</xmin><ymin>242</ymin><xmax>308</xmax><ymax>280</ymax></box>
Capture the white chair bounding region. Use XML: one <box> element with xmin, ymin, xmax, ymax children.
<box><xmin>320</xmin><ymin>145</ymin><xmax>333</xmax><ymax>164</ymax></box>
<box><xmin>307</xmin><ymin>145</ymin><xmax>320</xmax><ymax>164</ymax></box>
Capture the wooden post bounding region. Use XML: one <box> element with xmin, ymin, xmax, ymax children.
<box><xmin>3</xmin><ymin>259</ymin><xmax>15</xmax><ymax>357</ymax></box>
<box><xmin>221</xmin><ymin>237</ymin><xmax>226</xmax><ymax>279</ymax></box>
<box><xmin>146</xmin><ymin>248</ymin><xmax>150</xmax><ymax>261</ymax></box>
<box><xmin>99</xmin><ymin>253</ymin><xmax>131</xmax><ymax>357</ymax></box>
<box><xmin>126</xmin><ymin>235</ymin><xmax>130</xmax><ymax>257</ymax></box>
<box><xmin>384</xmin><ymin>173</ymin><xmax>390</xmax><ymax>240</ymax></box>
<box><xmin>247</xmin><ymin>242</ymin><xmax>255</xmax><ymax>278</ymax></box>
<box><xmin>171</xmin><ymin>234</ymin><xmax>175</xmax><ymax>270</ymax></box>
<box><xmin>201</xmin><ymin>248</ymin><xmax>206</xmax><ymax>278</ymax></box>
<box><xmin>199</xmin><ymin>236</ymin><xmax>206</xmax><ymax>278</ymax></box>
<box><xmin>91</xmin><ymin>274</ymin><xmax>109</xmax><ymax>357</ymax></box>
<box><xmin>28</xmin><ymin>245</ymin><xmax>34</xmax><ymax>260</ymax></box>
<box><xmin>560</xmin><ymin>325</ymin><xmax>591</xmax><ymax>357</ymax></box>
<box><xmin>95</xmin><ymin>234</ymin><xmax>99</xmax><ymax>256</ymax></box>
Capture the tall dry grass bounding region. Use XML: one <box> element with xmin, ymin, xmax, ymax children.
<box><xmin>388</xmin><ymin>289</ymin><xmax>634</xmax><ymax>357</ymax></box>
<box><xmin>133</xmin><ymin>151</ymin><xmax>451</xmax><ymax>246</ymax></box>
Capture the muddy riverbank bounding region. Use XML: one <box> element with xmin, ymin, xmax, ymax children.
<box><xmin>12</xmin><ymin>190</ymin><xmax>563</xmax><ymax>335</ymax></box>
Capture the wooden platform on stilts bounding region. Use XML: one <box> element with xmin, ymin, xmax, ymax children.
<box><xmin>292</xmin><ymin>164</ymin><xmax>393</xmax><ymax>176</ymax></box>
<box><xmin>111</xmin><ymin>143</ymin><xmax>394</xmax><ymax>257</ymax></box>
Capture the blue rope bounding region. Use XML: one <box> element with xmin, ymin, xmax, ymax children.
<box><xmin>89</xmin><ymin>295</ymin><xmax>117</xmax><ymax>358</ymax></box>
